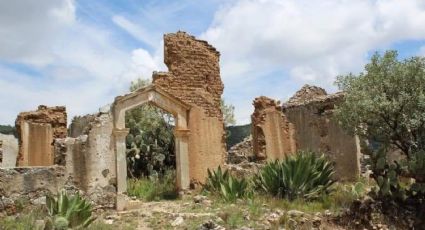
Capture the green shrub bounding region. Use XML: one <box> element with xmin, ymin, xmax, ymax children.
<box><xmin>127</xmin><ymin>170</ymin><xmax>178</xmax><ymax>201</ymax></box>
<box><xmin>205</xmin><ymin>167</ymin><xmax>250</xmax><ymax>202</ymax></box>
<box><xmin>45</xmin><ymin>191</ymin><xmax>95</xmax><ymax>229</ymax></box>
<box><xmin>255</xmin><ymin>151</ymin><xmax>335</xmax><ymax>200</ymax></box>
<box><xmin>335</xmin><ymin>51</ymin><xmax>425</xmax><ymax>204</ymax></box>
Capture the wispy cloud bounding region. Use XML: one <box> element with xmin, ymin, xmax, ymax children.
<box><xmin>112</xmin><ymin>15</ymin><xmax>158</xmax><ymax>48</ymax></box>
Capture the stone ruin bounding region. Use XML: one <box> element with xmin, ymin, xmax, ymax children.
<box><xmin>0</xmin><ymin>31</ymin><xmax>226</xmax><ymax>211</ymax></box>
<box><xmin>247</xmin><ymin>85</ymin><xmax>361</xmax><ymax>181</ymax></box>
<box><xmin>15</xmin><ymin>105</ymin><xmax>67</xmax><ymax>166</ymax></box>
<box><xmin>0</xmin><ymin>31</ymin><xmax>362</xmax><ymax>213</ymax></box>
<box><xmin>251</xmin><ymin>96</ymin><xmax>296</xmax><ymax>161</ymax></box>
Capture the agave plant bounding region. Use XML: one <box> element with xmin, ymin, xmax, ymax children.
<box><xmin>205</xmin><ymin>166</ymin><xmax>230</xmax><ymax>193</ymax></box>
<box><xmin>256</xmin><ymin>151</ymin><xmax>335</xmax><ymax>200</ymax></box>
<box><xmin>220</xmin><ymin>176</ymin><xmax>249</xmax><ymax>202</ymax></box>
<box><xmin>205</xmin><ymin>167</ymin><xmax>250</xmax><ymax>201</ymax></box>
<box><xmin>45</xmin><ymin>191</ymin><xmax>95</xmax><ymax>229</ymax></box>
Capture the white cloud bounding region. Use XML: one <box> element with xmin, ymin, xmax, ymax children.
<box><xmin>200</xmin><ymin>0</ymin><xmax>425</xmax><ymax>124</ymax></box>
<box><xmin>0</xmin><ymin>0</ymin><xmax>76</xmax><ymax>67</ymax></box>
<box><xmin>0</xmin><ymin>0</ymin><xmax>162</xmax><ymax>125</ymax></box>
<box><xmin>202</xmin><ymin>0</ymin><xmax>425</xmax><ymax>88</ymax></box>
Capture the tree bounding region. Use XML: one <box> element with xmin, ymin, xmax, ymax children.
<box><xmin>221</xmin><ymin>99</ymin><xmax>236</xmax><ymax>127</ymax></box>
<box><xmin>125</xmin><ymin>78</ymin><xmax>175</xmax><ymax>178</ymax></box>
<box><xmin>335</xmin><ymin>50</ymin><xmax>425</xmax><ymax>199</ymax></box>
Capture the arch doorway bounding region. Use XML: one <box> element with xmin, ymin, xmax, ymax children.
<box><xmin>112</xmin><ymin>85</ymin><xmax>191</xmax><ymax>210</ymax></box>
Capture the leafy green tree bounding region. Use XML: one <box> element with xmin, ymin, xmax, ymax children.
<box><xmin>221</xmin><ymin>99</ymin><xmax>236</xmax><ymax>127</ymax></box>
<box><xmin>126</xmin><ymin>78</ymin><xmax>175</xmax><ymax>178</ymax></box>
<box><xmin>0</xmin><ymin>125</ymin><xmax>17</xmax><ymax>137</ymax></box>
<box><xmin>335</xmin><ymin>51</ymin><xmax>425</xmax><ymax>199</ymax></box>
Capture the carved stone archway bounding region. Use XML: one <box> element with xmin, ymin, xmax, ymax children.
<box><xmin>112</xmin><ymin>85</ymin><xmax>191</xmax><ymax>210</ymax></box>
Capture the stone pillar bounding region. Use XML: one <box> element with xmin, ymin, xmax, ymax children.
<box><xmin>113</xmin><ymin>128</ymin><xmax>129</xmax><ymax>211</ymax></box>
<box><xmin>174</xmin><ymin>129</ymin><xmax>190</xmax><ymax>190</ymax></box>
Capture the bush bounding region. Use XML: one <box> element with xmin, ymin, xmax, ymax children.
<box><xmin>255</xmin><ymin>151</ymin><xmax>335</xmax><ymax>200</ymax></box>
<box><xmin>45</xmin><ymin>191</ymin><xmax>95</xmax><ymax>229</ymax></box>
<box><xmin>205</xmin><ymin>167</ymin><xmax>251</xmax><ymax>202</ymax></box>
<box><xmin>335</xmin><ymin>51</ymin><xmax>425</xmax><ymax>201</ymax></box>
<box><xmin>127</xmin><ymin>170</ymin><xmax>178</xmax><ymax>201</ymax></box>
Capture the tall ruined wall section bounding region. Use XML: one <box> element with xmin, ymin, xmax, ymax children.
<box><xmin>251</xmin><ymin>96</ymin><xmax>295</xmax><ymax>161</ymax></box>
<box><xmin>153</xmin><ymin>31</ymin><xmax>226</xmax><ymax>184</ymax></box>
<box><xmin>15</xmin><ymin>105</ymin><xmax>67</xmax><ymax>166</ymax></box>
<box><xmin>153</xmin><ymin>31</ymin><xmax>223</xmax><ymax>118</ymax></box>
<box><xmin>282</xmin><ymin>85</ymin><xmax>361</xmax><ymax>181</ymax></box>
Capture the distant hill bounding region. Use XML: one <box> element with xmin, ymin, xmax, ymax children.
<box><xmin>225</xmin><ymin>124</ymin><xmax>251</xmax><ymax>149</ymax></box>
<box><xmin>0</xmin><ymin>125</ymin><xmax>17</xmax><ymax>137</ymax></box>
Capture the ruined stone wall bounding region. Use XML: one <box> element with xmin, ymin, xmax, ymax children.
<box><xmin>153</xmin><ymin>31</ymin><xmax>226</xmax><ymax>184</ymax></box>
<box><xmin>282</xmin><ymin>85</ymin><xmax>361</xmax><ymax>181</ymax></box>
<box><xmin>251</xmin><ymin>96</ymin><xmax>296</xmax><ymax>161</ymax></box>
<box><xmin>0</xmin><ymin>166</ymin><xmax>76</xmax><ymax>213</ymax></box>
<box><xmin>68</xmin><ymin>114</ymin><xmax>96</xmax><ymax>138</ymax></box>
<box><xmin>0</xmin><ymin>134</ymin><xmax>18</xmax><ymax>167</ymax></box>
<box><xmin>15</xmin><ymin>105</ymin><xmax>67</xmax><ymax>166</ymax></box>
<box><xmin>55</xmin><ymin>109</ymin><xmax>116</xmax><ymax>207</ymax></box>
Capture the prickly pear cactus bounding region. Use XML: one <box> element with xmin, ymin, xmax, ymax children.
<box><xmin>408</xmin><ymin>150</ymin><xmax>425</xmax><ymax>196</ymax></box>
<box><xmin>367</xmin><ymin>145</ymin><xmax>407</xmax><ymax>199</ymax></box>
<box><xmin>125</xmin><ymin>104</ymin><xmax>175</xmax><ymax>178</ymax></box>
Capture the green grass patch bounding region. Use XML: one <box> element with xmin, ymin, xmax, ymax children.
<box><xmin>0</xmin><ymin>206</ymin><xmax>46</xmax><ymax>230</ymax></box>
<box><xmin>127</xmin><ymin>170</ymin><xmax>178</xmax><ymax>201</ymax></box>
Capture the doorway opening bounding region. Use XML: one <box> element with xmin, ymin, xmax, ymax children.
<box><xmin>125</xmin><ymin>104</ymin><xmax>178</xmax><ymax>201</ymax></box>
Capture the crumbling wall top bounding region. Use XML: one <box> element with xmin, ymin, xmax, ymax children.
<box><xmin>154</xmin><ymin>31</ymin><xmax>224</xmax><ymax>119</ymax></box>
<box><xmin>15</xmin><ymin>105</ymin><xmax>67</xmax><ymax>138</ymax></box>
<box><xmin>283</xmin><ymin>85</ymin><xmax>345</xmax><ymax>110</ymax></box>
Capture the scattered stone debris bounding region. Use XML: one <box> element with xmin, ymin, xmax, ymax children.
<box><xmin>171</xmin><ymin>216</ymin><xmax>184</xmax><ymax>226</ymax></box>
<box><xmin>198</xmin><ymin>219</ymin><xmax>225</xmax><ymax>230</ymax></box>
<box><xmin>227</xmin><ymin>135</ymin><xmax>253</xmax><ymax>164</ymax></box>
<box><xmin>224</xmin><ymin>161</ymin><xmax>263</xmax><ymax>179</ymax></box>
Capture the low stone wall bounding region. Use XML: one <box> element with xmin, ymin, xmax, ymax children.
<box><xmin>0</xmin><ymin>166</ymin><xmax>73</xmax><ymax>207</ymax></box>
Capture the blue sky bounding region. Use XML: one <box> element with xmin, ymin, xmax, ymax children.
<box><xmin>1</xmin><ymin>0</ymin><xmax>425</xmax><ymax>125</ymax></box>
